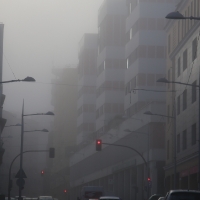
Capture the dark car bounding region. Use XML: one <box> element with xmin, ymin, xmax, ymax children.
<box><xmin>165</xmin><ymin>190</ymin><xmax>200</xmax><ymax>200</ymax></box>
<box><xmin>148</xmin><ymin>194</ymin><xmax>162</xmax><ymax>200</ymax></box>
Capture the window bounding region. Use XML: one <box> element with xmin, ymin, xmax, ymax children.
<box><xmin>177</xmin><ymin>95</ymin><xmax>180</xmax><ymax>115</ymax></box>
<box><xmin>129</xmin><ymin>2</ymin><xmax>132</xmax><ymax>14</ymax></box>
<box><xmin>177</xmin><ymin>134</ymin><xmax>180</xmax><ymax>153</ymax></box>
<box><xmin>192</xmin><ymin>81</ymin><xmax>197</xmax><ymax>103</ymax></box>
<box><xmin>177</xmin><ymin>57</ymin><xmax>181</xmax><ymax>77</ymax></box>
<box><xmin>168</xmin><ymin>69</ymin><xmax>171</xmax><ymax>89</ymax></box>
<box><xmin>182</xmin><ymin>129</ymin><xmax>187</xmax><ymax>150</ymax></box>
<box><xmin>192</xmin><ymin>123</ymin><xmax>196</xmax><ymax>145</ymax></box>
<box><xmin>183</xmin><ymin>49</ymin><xmax>187</xmax><ymax>71</ymax></box>
<box><xmin>126</xmin><ymin>58</ymin><xmax>129</xmax><ymax>69</ymax></box>
<box><xmin>167</xmin><ymin>140</ymin><xmax>170</xmax><ymax>159</ymax></box>
<box><xmin>167</xmin><ymin>105</ymin><xmax>170</xmax><ymax>123</ymax></box>
<box><xmin>192</xmin><ymin>38</ymin><xmax>197</xmax><ymax>61</ymax></box>
<box><xmin>183</xmin><ymin>89</ymin><xmax>187</xmax><ymax>111</ymax></box>
<box><xmin>168</xmin><ymin>34</ymin><xmax>171</xmax><ymax>54</ymax></box>
<box><xmin>130</xmin><ymin>28</ymin><xmax>132</xmax><ymax>40</ymax></box>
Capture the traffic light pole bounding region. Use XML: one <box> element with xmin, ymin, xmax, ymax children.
<box><xmin>8</xmin><ymin>150</ymin><xmax>50</xmax><ymax>200</ymax></box>
<box><xmin>101</xmin><ymin>142</ymin><xmax>148</xmax><ymax>167</ymax></box>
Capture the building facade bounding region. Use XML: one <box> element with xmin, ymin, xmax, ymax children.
<box><xmin>165</xmin><ymin>0</ymin><xmax>200</xmax><ymax>191</ymax></box>
<box><xmin>76</xmin><ymin>34</ymin><xmax>98</xmax><ymax>145</ymax></box>
<box><xmin>69</xmin><ymin>1</ymin><xmax>178</xmax><ymax>200</ymax></box>
<box><xmin>45</xmin><ymin>67</ymin><xmax>78</xmax><ymax>200</ymax></box>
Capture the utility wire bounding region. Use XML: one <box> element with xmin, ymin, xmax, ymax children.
<box><xmin>3</xmin><ymin>54</ymin><xmax>17</xmax><ymax>79</ymax></box>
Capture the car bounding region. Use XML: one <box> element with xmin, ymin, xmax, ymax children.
<box><xmin>5</xmin><ymin>197</ymin><xmax>15</xmax><ymax>200</ymax></box>
<box><xmin>148</xmin><ymin>194</ymin><xmax>162</xmax><ymax>200</ymax></box>
<box><xmin>99</xmin><ymin>196</ymin><xmax>121</xmax><ymax>200</ymax></box>
<box><xmin>38</xmin><ymin>196</ymin><xmax>53</xmax><ymax>200</ymax></box>
<box><xmin>158</xmin><ymin>197</ymin><xmax>164</xmax><ymax>200</ymax></box>
<box><xmin>165</xmin><ymin>190</ymin><xmax>200</xmax><ymax>200</ymax></box>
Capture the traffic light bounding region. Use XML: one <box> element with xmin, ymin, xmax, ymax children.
<box><xmin>49</xmin><ymin>148</ymin><xmax>55</xmax><ymax>158</ymax></box>
<box><xmin>41</xmin><ymin>170</ymin><xmax>45</xmax><ymax>176</ymax></box>
<box><xmin>96</xmin><ymin>139</ymin><xmax>102</xmax><ymax>151</ymax></box>
<box><xmin>147</xmin><ymin>177</ymin><xmax>152</xmax><ymax>187</ymax></box>
<box><xmin>64</xmin><ymin>189</ymin><xmax>67</xmax><ymax>193</ymax></box>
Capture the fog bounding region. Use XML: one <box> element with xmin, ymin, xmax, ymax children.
<box><xmin>0</xmin><ymin>0</ymin><xmax>103</xmax><ymax>115</ymax></box>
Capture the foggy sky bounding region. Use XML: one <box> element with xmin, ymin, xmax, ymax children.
<box><xmin>0</xmin><ymin>0</ymin><xmax>103</xmax><ymax>116</ymax></box>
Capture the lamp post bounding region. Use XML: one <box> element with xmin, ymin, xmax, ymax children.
<box><xmin>165</xmin><ymin>9</ymin><xmax>200</xmax><ymax>190</ymax></box>
<box><xmin>144</xmin><ymin>110</ymin><xmax>176</xmax><ymax>189</ymax></box>
<box><xmin>18</xmin><ymin>100</ymin><xmax>54</xmax><ymax>200</ymax></box>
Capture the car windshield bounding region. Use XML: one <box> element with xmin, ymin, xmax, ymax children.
<box><xmin>170</xmin><ymin>192</ymin><xmax>200</xmax><ymax>200</ymax></box>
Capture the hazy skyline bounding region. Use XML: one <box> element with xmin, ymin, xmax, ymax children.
<box><xmin>0</xmin><ymin>0</ymin><xmax>103</xmax><ymax>116</ymax></box>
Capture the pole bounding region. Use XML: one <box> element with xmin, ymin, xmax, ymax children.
<box><xmin>8</xmin><ymin>150</ymin><xmax>49</xmax><ymax>200</ymax></box>
<box><xmin>147</xmin><ymin>124</ymin><xmax>150</xmax><ymax>198</ymax></box>
<box><xmin>198</xmin><ymin>72</ymin><xmax>200</xmax><ymax>190</ymax></box>
<box><xmin>19</xmin><ymin>100</ymin><xmax>24</xmax><ymax>200</ymax></box>
<box><xmin>173</xmin><ymin>101</ymin><xmax>177</xmax><ymax>189</ymax></box>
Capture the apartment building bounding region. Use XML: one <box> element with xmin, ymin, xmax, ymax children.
<box><xmin>95</xmin><ymin>0</ymin><xmax>127</xmax><ymax>136</ymax></box>
<box><xmin>165</xmin><ymin>0</ymin><xmax>200</xmax><ymax>191</ymax></box>
<box><xmin>77</xmin><ymin>34</ymin><xmax>98</xmax><ymax>145</ymax></box>
<box><xmin>45</xmin><ymin>67</ymin><xmax>77</xmax><ymax>199</ymax></box>
<box><xmin>69</xmin><ymin>1</ymin><xmax>180</xmax><ymax>200</ymax></box>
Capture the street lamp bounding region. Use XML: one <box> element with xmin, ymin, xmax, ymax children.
<box><xmin>5</xmin><ymin>123</ymin><xmax>21</xmax><ymax>127</ymax></box>
<box><xmin>18</xmin><ymin>100</ymin><xmax>54</xmax><ymax>200</ymax></box>
<box><xmin>166</xmin><ymin>11</ymin><xmax>200</xmax><ymax>20</ymax></box>
<box><xmin>24</xmin><ymin>129</ymin><xmax>49</xmax><ymax>133</ymax></box>
<box><xmin>0</xmin><ymin>77</ymin><xmax>35</xmax><ymax>84</ymax></box>
<box><xmin>144</xmin><ymin>110</ymin><xmax>176</xmax><ymax>189</ymax></box>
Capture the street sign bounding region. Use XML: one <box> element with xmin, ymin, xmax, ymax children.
<box><xmin>16</xmin><ymin>178</ymin><xmax>25</xmax><ymax>186</ymax></box>
<box><xmin>15</xmin><ymin>169</ymin><xmax>27</xmax><ymax>178</ymax></box>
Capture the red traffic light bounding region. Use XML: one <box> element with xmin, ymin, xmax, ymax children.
<box><xmin>147</xmin><ymin>177</ymin><xmax>151</xmax><ymax>181</ymax></box>
<box><xmin>96</xmin><ymin>139</ymin><xmax>102</xmax><ymax>151</ymax></box>
<box><xmin>41</xmin><ymin>170</ymin><xmax>45</xmax><ymax>176</ymax></box>
<box><xmin>64</xmin><ymin>189</ymin><xmax>67</xmax><ymax>193</ymax></box>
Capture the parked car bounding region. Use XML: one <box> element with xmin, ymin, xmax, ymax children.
<box><xmin>99</xmin><ymin>196</ymin><xmax>121</xmax><ymax>200</ymax></box>
<box><xmin>148</xmin><ymin>194</ymin><xmax>162</xmax><ymax>200</ymax></box>
<box><xmin>165</xmin><ymin>190</ymin><xmax>200</xmax><ymax>200</ymax></box>
<box><xmin>38</xmin><ymin>196</ymin><xmax>53</xmax><ymax>200</ymax></box>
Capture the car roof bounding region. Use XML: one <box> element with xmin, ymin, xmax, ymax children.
<box><xmin>99</xmin><ymin>197</ymin><xmax>120</xmax><ymax>199</ymax></box>
<box><xmin>169</xmin><ymin>190</ymin><xmax>200</xmax><ymax>193</ymax></box>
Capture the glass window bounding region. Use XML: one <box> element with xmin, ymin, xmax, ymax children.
<box><xmin>183</xmin><ymin>89</ymin><xmax>187</xmax><ymax>111</ymax></box>
<box><xmin>177</xmin><ymin>134</ymin><xmax>180</xmax><ymax>153</ymax></box>
<box><xmin>192</xmin><ymin>81</ymin><xmax>197</xmax><ymax>103</ymax></box>
<box><xmin>167</xmin><ymin>140</ymin><xmax>170</xmax><ymax>159</ymax></box>
<box><xmin>177</xmin><ymin>95</ymin><xmax>180</xmax><ymax>115</ymax></box>
<box><xmin>177</xmin><ymin>57</ymin><xmax>181</xmax><ymax>77</ymax></box>
<box><xmin>192</xmin><ymin>123</ymin><xmax>196</xmax><ymax>145</ymax></box>
<box><xmin>183</xmin><ymin>49</ymin><xmax>187</xmax><ymax>71</ymax></box>
<box><xmin>192</xmin><ymin>37</ymin><xmax>197</xmax><ymax>61</ymax></box>
<box><xmin>182</xmin><ymin>129</ymin><xmax>187</xmax><ymax>150</ymax></box>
